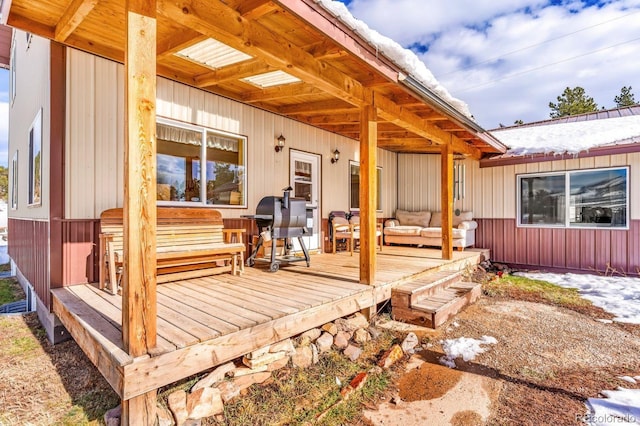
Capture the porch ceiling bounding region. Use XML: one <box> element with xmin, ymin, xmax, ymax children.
<box><xmin>3</xmin><ymin>0</ymin><xmax>507</xmax><ymax>158</ymax></box>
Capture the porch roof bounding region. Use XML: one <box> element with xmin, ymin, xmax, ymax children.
<box><xmin>2</xmin><ymin>0</ymin><xmax>507</xmax><ymax>158</ymax></box>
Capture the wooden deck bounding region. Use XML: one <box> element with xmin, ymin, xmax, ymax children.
<box><xmin>51</xmin><ymin>246</ymin><xmax>488</xmax><ymax>400</ymax></box>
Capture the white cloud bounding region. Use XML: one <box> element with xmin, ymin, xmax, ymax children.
<box><xmin>340</xmin><ymin>0</ymin><xmax>640</xmax><ymax>128</ymax></box>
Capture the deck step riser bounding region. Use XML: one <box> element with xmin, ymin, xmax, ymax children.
<box><xmin>391</xmin><ymin>281</ymin><xmax>482</xmax><ymax>329</ymax></box>
<box><xmin>391</xmin><ymin>271</ymin><xmax>463</xmax><ymax>308</ymax></box>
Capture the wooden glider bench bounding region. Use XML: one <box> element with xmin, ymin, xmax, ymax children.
<box><xmin>99</xmin><ymin>207</ymin><xmax>246</xmax><ymax>294</ymax></box>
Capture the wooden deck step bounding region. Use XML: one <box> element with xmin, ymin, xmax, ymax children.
<box><xmin>391</xmin><ymin>270</ymin><xmax>463</xmax><ymax>307</ymax></box>
<box><xmin>391</xmin><ymin>277</ymin><xmax>481</xmax><ymax>329</ymax></box>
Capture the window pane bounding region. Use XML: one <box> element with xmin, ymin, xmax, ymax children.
<box><xmin>519</xmin><ymin>175</ymin><xmax>565</xmax><ymax>225</ymax></box>
<box><xmin>156</xmin><ymin>124</ymin><xmax>202</xmax><ymax>202</ymax></box>
<box><xmin>349</xmin><ymin>162</ymin><xmax>382</xmax><ymax>211</ymax></box>
<box><xmin>205</xmin><ymin>131</ymin><xmax>245</xmax><ymax>206</ymax></box>
<box><xmin>293</xmin><ymin>160</ymin><xmax>312</xmax><ymax>202</ymax></box>
<box><xmin>569</xmin><ymin>168</ymin><xmax>627</xmax><ymax>227</ymax></box>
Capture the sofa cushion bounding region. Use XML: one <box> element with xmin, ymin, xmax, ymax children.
<box><xmin>396</xmin><ymin>210</ymin><xmax>431</xmax><ymax>228</ymax></box>
<box><xmin>453</xmin><ymin>211</ymin><xmax>474</xmax><ymax>226</ymax></box>
<box><xmin>420</xmin><ymin>227</ymin><xmax>467</xmax><ymax>239</ymax></box>
<box><xmin>384</xmin><ymin>225</ymin><xmax>422</xmax><ymax>236</ymax></box>
<box><xmin>429</xmin><ymin>212</ymin><xmax>442</xmax><ymax>227</ymax></box>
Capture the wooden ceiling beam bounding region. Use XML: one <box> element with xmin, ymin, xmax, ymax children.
<box><xmin>156</xmin><ymin>0</ymin><xmax>366</xmax><ymax>107</ymax></box>
<box><xmin>241</xmin><ymin>83</ymin><xmax>323</xmax><ymax>102</ymax></box>
<box><xmin>238</xmin><ymin>0</ymin><xmax>278</xmax><ymax>20</ymax></box>
<box><xmin>194</xmin><ymin>59</ymin><xmax>273</xmax><ymax>88</ymax></box>
<box><xmin>6</xmin><ymin>13</ymin><xmax>54</xmax><ymax>39</ymax></box>
<box><xmin>278</xmin><ymin>99</ymin><xmax>356</xmax><ymax>115</ymax></box>
<box><xmin>54</xmin><ymin>0</ymin><xmax>99</xmax><ymax>42</ymax></box>
<box><xmin>375</xmin><ymin>95</ymin><xmax>481</xmax><ymax>159</ymax></box>
<box><xmin>304</xmin><ymin>113</ymin><xmax>362</xmax><ymax>125</ymax></box>
<box><xmin>157</xmin><ymin>29</ymin><xmax>206</xmax><ymax>57</ymax></box>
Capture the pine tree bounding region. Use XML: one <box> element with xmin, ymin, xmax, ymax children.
<box><xmin>614</xmin><ymin>86</ymin><xmax>636</xmax><ymax>108</ymax></box>
<box><xmin>548</xmin><ymin>86</ymin><xmax>598</xmax><ymax>118</ymax></box>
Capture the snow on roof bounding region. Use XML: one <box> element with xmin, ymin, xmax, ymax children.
<box><xmin>314</xmin><ymin>0</ymin><xmax>473</xmax><ymax>119</ymax></box>
<box><xmin>491</xmin><ymin>114</ymin><xmax>640</xmax><ymax>156</ymax></box>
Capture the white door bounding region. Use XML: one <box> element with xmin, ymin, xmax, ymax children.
<box><xmin>290</xmin><ymin>151</ymin><xmax>320</xmax><ymax>251</ymax></box>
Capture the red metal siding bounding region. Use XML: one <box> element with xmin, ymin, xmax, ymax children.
<box><xmin>8</xmin><ymin>219</ymin><xmax>50</xmax><ymax>307</ymax></box>
<box><xmin>477</xmin><ymin>218</ymin><xmax>640</xmax><ymax>276</ymax></box>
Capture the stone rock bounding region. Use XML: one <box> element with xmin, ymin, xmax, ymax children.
<box><xmin>157</xmin><ymin>404</ymin><xmax>174</xmax><ymax>426</ymax></box>
<box><xmin>367</xmin><ymin>326</ymin><xmax>382</xmax><ymax>340</ymax></box>
<box><xmin>401</xmin><ymin>332</ymin><xmax>419</xmax><ymax>354</ymax></box>
<box><xmin>353</xmin><ymin>328</ymin><xmax>371</xmax><ymax>344</ymax></box>
<box><xmin>334</xmin><ymin>318</ymin><xmax>355</xmax><ymax>336</ymax></box>
<box><xmin>322</xmin><ymin>322</ymin><xmax>338</xmax><ymax>336</ymax></box>
<box><xmin>292</xmin><ymin>345</ymin><xmax>314</xmax><ymax>368</ymax></box>
<box><xmin>246</xmin><ymin>345</ymin><xmax>271</xmax><ymax>359</ymax></box>
<box><xmin>266</xmin><ymin>355</ymin><xmax>290</xmax><ymax>372</ymax></box>
<box><xmin>242</xmin><ymin>351</ymin><xmax>286</xmax><ymax>369</ymax></box>
<box><xmin>187</xmin><ymin>387</ymin><xmax>224</xmax><ymax>420</ymax></box>
<box><xmin>168</xmin><ymin>390</ymin><xmax>188</xmax><ymax>426</ymax></box>
<box><xmin>346</xmin><ymin>313</ymin><xmax>370</xmax><ymax>330</ymax></box>
<box><xmin>343</xmin><ymin>344</ymin><xmax>362</xmax><ymax>361</ymax></box>
<box><xmin>192</xmin><ymin>362</ymin><xmax>235</xmax><ymax>391</ymax></box>
<box><xmin>311</xmin><ymin>343</ymin><xmax>319</xmax><ymax>364</ymax></box>
<box><xmin>299</xmin><ymin>328</ymin><xmax>322</xmax><ymax>346</ymax></box>
<box><xmin>391</xmin><ymin>394</ymin><xmax>404</xmax><ymax>406</ymax></box>
<box><xmin>340</xmin><ymin>372</ymin><xmax>368</xmax><ymax>400</ymax></box>
<box><xmin>270</xmin><ymin>338</ymin><xmax>296</xmax><ymax>355</ymax></box>
<box><xmin>184</xmin><ymin>420</ymin><xmax>201</xmax><ymax>426</ymax></box>
<box><xmin>104</xmin><ymin>404</ymin><xmax>121</xmax><ymax>426</ymax></box>
<box><xmin>232</xmin><ymin>371</ymin><xmax>272</xmax><ymax>391</ymax></box>
<box><xmin>217</xmin><ymin>381</ymin><xmax>241</xmax><ymax>403</ymax></box>
<box><xmin>378</xmin><ymin>344</ymin><xmax>404</xmax><ymax>369</ymax></box>
<box><xmin>333</xmin><ymin>331</ymin><xmax>350</xmax><ymax>350</ymax></box>
<box><xmin>316</xmin><ymin>332</ymin><xmax>334</xmax><ymax>353</ymax></box>
<box><xmin>233</xmin><ymin>365</ymin><xmax>268</xmax><ymax>377</ymax></box>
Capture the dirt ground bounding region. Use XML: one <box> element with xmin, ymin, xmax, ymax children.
<box><xmin>1</xmin><ymin>289</ymin><xmax>639</xmax><ymax>425</ymax></box>
<box><xmin>365</xmin><ymin>297</ymin><xmax>640</xmax><ymax>426</ymax></box>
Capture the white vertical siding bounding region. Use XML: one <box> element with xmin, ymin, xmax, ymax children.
<box><xmin>397</xmin><ymin>151</ymin><xmax>639</xmax><ymax>220</ymax></box>
<box><xmin>65</xmin><ymin>49</ymin><xmax>398</xmax><ymax>219</ymax></box>
<box><xmin>8</xmin><ymin>32</ymin><xmax>51</xmax><ymax>220</ymax></box>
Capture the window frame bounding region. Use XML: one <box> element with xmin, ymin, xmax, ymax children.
<box><xmin>11</xmin><ymin>151</ymin><xmax>18</xmax><ymax>210</ymax></box>
<box><xmin>349</xmin><ymin>160</ymin><xmax>382</xmax><ymax>212</ymax></box>
<box><xmin>516</xmin><ymin>166</ymin><xmax>630</xmax><ymax>230</ymax></box>
<box><xmin>156</xmin><ymin>116</ymin><xmax>247</xmax><ymax>208</ymax></box>
<box><xmin>28</xmin><ymin>109</ymin><xmax>42</xmax><ymax>207</ymax></box>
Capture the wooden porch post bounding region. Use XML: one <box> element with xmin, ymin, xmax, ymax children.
<box><xmin>359</xmin><ymin>103</ymin><xmax>377</xmax><ymax>285</ymax></box>
<box><xmin>122</xmin><ymin>0</ymin><xmax>158</xmax><ymax>423</ymax></box>
<box><xmin>441</xmin><ymin>142</ymin><xmax>453</xmax><ymax>260</ymax></box>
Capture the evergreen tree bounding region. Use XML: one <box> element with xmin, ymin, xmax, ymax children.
<box><xmin>548</xmin><ymin>86</ymin><xmax>598</xmax><ymax>118</ymax></box>
<box><xmin>614</xmin><ymin>86</ymin><xmax>636</xmax><ymax>107</ymax></box>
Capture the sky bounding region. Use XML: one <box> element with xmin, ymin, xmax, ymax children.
<box><xmin>337</xmin><ymin>0</ymin><xmax>640</xmax><ymax>129</ymax></box>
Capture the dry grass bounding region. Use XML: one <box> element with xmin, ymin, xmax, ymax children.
<box><xmin>0</xmin><ymin>313</ymin><xmax>119</xmax><ymax>425</ymax></box>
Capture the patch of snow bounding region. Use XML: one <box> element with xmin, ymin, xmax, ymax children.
<box><xmin>515</xmin><ymin>272</ymin><xmax>640</xmax><ymax>324</ymax></box>
<box><xmin>596</xmin><ymin>319</ymin><xmax>614</xmax><ymax>324</ymax></box>
<box><xmin>314</xmin><ymin>0</ymin><xmax>473</xmax><ymax>118</ymax></box>
<box><xmin>585</xmin><ymin>388</ymin><xmax>640</xmax><ymax>425</ymax></box>
<box><xmin>619</xmin><ymin>376</ymin><xmax>638</xmax><ymax>384</ymax></box>
<box><xmin>492</xmin><ymin>115</ymin><xmax>640</xmax><ymax>156</ymax></box>
<box><xmin>439</xmin><ymin>336</ymin><xmax>497</xmax><ymax>369</ymax></box>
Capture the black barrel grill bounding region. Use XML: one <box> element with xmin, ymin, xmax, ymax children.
<box><xmin>243</xmin><ymin>187</ymin><xmax>311</xmax><ymax>272</ymax></box>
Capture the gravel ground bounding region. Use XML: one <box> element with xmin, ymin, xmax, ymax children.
<box><xmin>437</xmin><ymin>298</ymin><xmax>640</xmax><ymax>425</ymax></box>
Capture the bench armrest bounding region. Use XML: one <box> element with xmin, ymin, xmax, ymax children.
<box><xmin>457</xmin><ymin>220</ymin><xmax>478</xmax><ymax>231</ymax></box>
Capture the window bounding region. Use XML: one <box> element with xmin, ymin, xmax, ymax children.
<box><xmin>349</xmin><ymin>160</ymin><xmax>382</xmax><ymax>211</ymax></box>
<box><xmin>156</xmin><ymin>118</ymin><xmax>246</xmax><ymax>207</ymax></box>
<box><xmin>28</xmin><ymin>110</ymin><xmax>42</xmax><ymax>206</ymax></box>
<box><xmin>11</xmin><ymin>151</ymin><xmax>17</xmax><ymax>209</ymax></box>
<box><xmin>518</xmin><ymin>167</ymin><xmax>629</xmax><ymax>229</ymax></box>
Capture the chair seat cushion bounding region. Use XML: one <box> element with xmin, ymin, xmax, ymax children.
<box><xmin>384</xmin><ymin>225</ymin><xmax>422</xmax><ymax>236</ymax></box>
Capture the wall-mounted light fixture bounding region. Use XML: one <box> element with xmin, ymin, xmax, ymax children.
<box><xmin>330</xmin><ymin>148</ymin><xmax>340</xmax><ymax>164</ymax></box>
<box><xmin>275</xmin><ymin>134</ymin><xmax>286</xmax><ymax>153</ymax></box>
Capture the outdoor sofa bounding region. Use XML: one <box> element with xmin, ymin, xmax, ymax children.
<box><xmin>383</xmin><ymin>209</ymin><xmax>477</xmax><ymax>250</ymax></box>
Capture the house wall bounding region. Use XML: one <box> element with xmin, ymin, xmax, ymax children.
<box><xmin>65</xmin><ymin>49</ymin><xmax>398</xmax><ymax>220</ymax></box>
<box><xmin>397</xmin><ymin>153</ymin><xmax>640</xmax><ymax>275</ymax></box>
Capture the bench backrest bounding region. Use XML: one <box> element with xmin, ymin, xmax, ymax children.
<box><xmin>100</xmin><ymin>207</ymin><xmax>226</xmax><ymax>249</ymax></box>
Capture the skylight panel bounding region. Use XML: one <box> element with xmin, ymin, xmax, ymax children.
<box><xmin>175</xmin><ymin>38</ymin><xmax>252</xmax><ymax>69</ymax></box>
<box><xmin>242</xmin><ymin>70</ymin><xmax>301</xmax><ymax>88</ymax></box>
